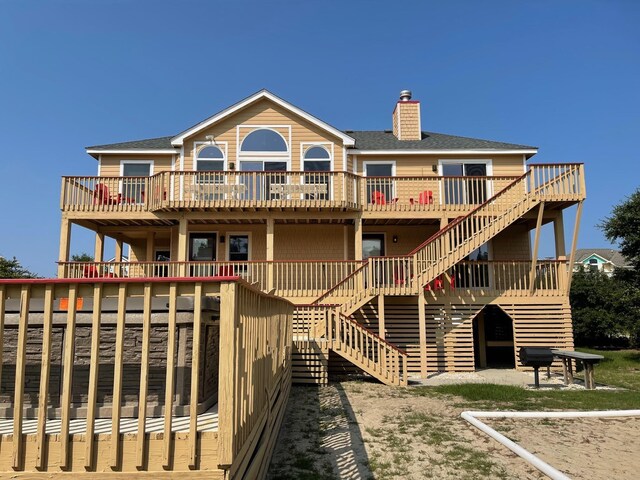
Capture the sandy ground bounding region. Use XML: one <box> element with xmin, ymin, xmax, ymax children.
<box><xmin>268</xmin><ymin>381</ymin><xmax>638</xmax><ymax>479</ymax></box>
<box><xmin>489</xmin><ymin>417</ymin><xmax>640</xmax><ymax>480</ymax></box>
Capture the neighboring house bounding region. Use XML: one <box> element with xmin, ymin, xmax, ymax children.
<box><xmin>0</xmin><ymin>89</ymin><xmax>586</xmax><ymax>478</ymax></box>
<box><xmin>573</xmin><ymin>248</ymin><xmax>630</xmax><ymax>275</ymax></box>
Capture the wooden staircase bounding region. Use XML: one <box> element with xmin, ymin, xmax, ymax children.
<box><xmin>301</xmin><ymin>164</ymin><xmax>585</xmax><ymax>385</ymax></box>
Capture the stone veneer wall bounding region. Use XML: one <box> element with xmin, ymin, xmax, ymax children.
<box><xmin>0</xmin><ymin>321</ymin><xmax>219</xmax><ymax>417</ymax></box>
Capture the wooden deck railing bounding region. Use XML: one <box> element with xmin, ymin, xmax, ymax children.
<box><xmin>60</xmin><ymin>166</ymin><xmax>583</xmax><ymax>214</ymax></box>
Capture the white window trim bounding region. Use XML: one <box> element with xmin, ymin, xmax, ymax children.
<box><xmin>193</xmin><ymin>141</ymin><xmax>228</xmax><ymax>170</ymax></box>
<box><xmin>188</xmin><ymin>231</ymin><xmax>219</xmax><ymax>262</ymax></box>
<box><xmin>119</xmin><ymin>159</ymin><xmax>154</xmax><ymax>177</ymax></box>
<box><xmin>226</xmin><ymin>232</ymin><xmax>252</xmax><ymax>262</ymax></box>
<box><xmin>362</xmin><ymin>160</ymin><xmax>397</xmax><ymax>177</ymax></box>
<box><xmin>237</xmin><ymin>126</ymin><xmax>292</xmax><ymax>169</ymax></box>
<box><xmin>300</xmin><ymin>142</ymin><xmax>334</xmax><ymax>171</ymax></box>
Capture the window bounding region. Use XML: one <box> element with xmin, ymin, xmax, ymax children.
<box><xmin>303</xmin><ymin>146</ymin><xmax>331</xmax><ymax>200</ymax></box>
<box><xmin>154</xmin><ymin>250</ymin><xmax>171</xmax><ymax>277</ymax></box>
<box><xmin>196</xmin><ymin>145</ymin><xmax>225</xmax><ymax>171</ymax></box>
<box><xmin>240</xmin><ymin>129</ymin><xmax>288</xmax><ymax>152</ymax></box>
<box><xmin>189</xmin><ymin>233</ymin><xmax>217</xmax><ymax>277</ymax></box>
<box><xmin>364</xmin><ymin>162</ymin><xmax>395</xmax><ymax>205</ymax></box>
<box><xmin>589</xmin><ymin>258</ymin><xmax>599</xmax><ymax>272</ymax></box>
<box><xmin>228</xmin><ymin>235</ymin><xmax>249</xmax><ymax>261</ymax></box>
<box><xmin>239</xmin><ymin>129</ymin><xmax>289</xmax><ymax>200</ymax></box>
<box><xmin>195</xmin><ymin>144</ymin><xmax>226</xmax><ymax>199</ymax></box>
<box><xmin>121</xmin><ymin>161</ymin><xmax>152</xmax><ymax>203</ymax></box>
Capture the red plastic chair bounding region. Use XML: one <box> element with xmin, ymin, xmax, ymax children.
<box><xmin>93</xmin><ymin>183</ymin><xmax>118</xmax><ymax>205</ymax></box>
<box><xmin>371</xmin><ymin>190</ymin><xmax>387</xmax><ymax>205</ymax></box>
<box><xmin>218</xmin><ymin>265</ymin><xmax>234</xmax><ymax>276</ymax></box>
<box><xmin>424</xmin><ymin>276</ymin><xmax>445</xmax><ymax>291</ymax></box>
<box><xmin>419</xmin><ymin>190</ymin><xmax>434</xmax><ymax>204</ymax></box>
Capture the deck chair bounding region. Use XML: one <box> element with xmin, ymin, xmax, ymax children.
<box><xmin>410</xmin><ymin>190</ymin><xmax>434</xmax><ymax>205</ymax></box>
<box><xmin>93</xmin><ymin>183</ymin><xmax>119</xmax><ymax>205</ymax></box>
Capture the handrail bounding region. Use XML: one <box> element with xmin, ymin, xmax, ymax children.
<box><xmin>336</xmin><ymin>311</ymin><xmax>406</xmax><ymax>355</ymax></box>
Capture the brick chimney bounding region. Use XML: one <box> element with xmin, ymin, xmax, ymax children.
<box><xmin>392</xmin><ymin>90</ymin><xmax>422</xmax><ymax>141</ymax></box>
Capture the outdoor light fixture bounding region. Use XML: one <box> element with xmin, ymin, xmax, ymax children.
<box><xmin>393</xmin><ymin>235</ymin><xmax>398</xmax><ymax>243</ymax></box>
<box><xmin>432</xmin><ymin>165</ymin><xmax>438</xmax><ymax>173</ymax></box>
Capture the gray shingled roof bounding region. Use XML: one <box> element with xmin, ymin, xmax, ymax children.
<box><xmin>86</xmin><ymin>136</ymin><xmax>175</xmax><ymax>151</ymax></box>
<box><xmin>346</xmin><ymin>131</ymin><xmax>536</xmax><ymax>151</ymax></box>
<box><xmin>574</xmin><ymin>249</ymin><xmax>630</xmax><ymax>267</ymax></box>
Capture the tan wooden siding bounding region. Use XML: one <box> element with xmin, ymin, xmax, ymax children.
<box><xmin>353</xmin><ymin>154</ymin><xmax>525</xmax><ymax>177</ymax></box>
<box><xmin>98</xmin><ymin>154</ymin><xmax>173</xmax><ymax>177</ymax></box>
<box><xmin>492</xmin><ymin>224</ymin><xmax>531</xmax><ymax>260</ymax></box>
<box><xmin>274</xmin><ymin>225</ymin><xmax>346</xmax><ymax>260</ymax></box>
<box><xmin>182</xmin><ymin>98</ymin><xmax>346</xmax><ymax>172</ymax></box>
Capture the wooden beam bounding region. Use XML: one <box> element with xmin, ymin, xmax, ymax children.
<box><xmin>217</xmin><ymin>281</ymin><xmax>237</xmax><ymax>468</ymax></box>
<box><xmin>553</xmin><ymin>211</ymin><xmax>566</xmax><ymax>258</ymax></box>
<box><xmin>0</xmin><ymin>286</ymin><xmax>5</xmax><ymax>402</ymax></box>
<box><xmin>94</xmin><ymin>232</ymin><xmax>105</xmax><ymax>262</ymax></box>
<box><xmin>12</xmin><ymin>285</ymin><xmax>30</xmax><ymax>470</ymax></box>
<box><xmin>189</xmin><ymin>283</ymin><xmax>203</xmax><ymax>468</ymax></box>
<box><xmin>377</xmin><ymin>294</ymin><xmax>385</xmax><ymax>340</ymax></box>
<box><xmin>110</xmin><ymin>283</ymin><xmax>127</xmax><ymax>469</ymax></box>
<box><xmin>146</xmin><ymin>231</ymin><xmax>155</xmax><ymax>261</ymax></box>
<box><xmin>84</xmin><ymin>283</ymin><xmax>103</xmax><ymax>469</ymax></box>
<box><xmin>266</xmin><ymin>218</ymin><xmax>275</xmax><ymax>290</ymax></box>
<box><xmin>354</xmin><ymin>216</ymin><xmax>363</xmax><ymax>261</ymax></box>
<box><xmin>177</xmin><ymin>217</ymin><xmax>188</xmax><ymax>277</ymax></box>
<box><xmin>58</xmin><ymin>217</ymin><xmax>72</xmax><ymax>277</ymax></box>
<box><xmin>115</xmin><ymin>238</ymin><xmax>123</xmax><ymax>263</ymax></box>
<box><xmin>35</xmin><ymin>284</ymin><xmax>53</xmax><ymax>469</ymax></box>
<box><xmin>529</xmin><ymin>201</ymin><xmax>545</xmax><ymax>294</ymax></box>
<box><xmin>418</xmin><ymin>293</ymin><xmax>427</xmax><ymax>378</ymax></box>
<box><xmin>163</xmin><ymin>283</ymin><xmax>178</xmax><ymax>467</ymax></box>
<box><xmin>136</xmin><ymin>283</ymin><xmax>153</xmax><ymax>468</ymax></box>
<box><xmin>566</xmin><ymin>201</ymin><xmax>584</xmax><ymax>293</ymax></box>
<box><xmin>60</xmin><ymin>283</ymin><xmax>78</xmax><ymax>469</ymax></box>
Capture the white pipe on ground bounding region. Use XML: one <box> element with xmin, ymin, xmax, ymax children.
<box><xmin>461</xmin><ymin>410</ymin><xmax>640</xmax><ymax>480</ymax></box>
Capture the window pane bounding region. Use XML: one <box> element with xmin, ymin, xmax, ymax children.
<box><xmin>304</xmin><ymin>160</ymin><xmax>331</xmax><ymax>172</ymax></box>
<box><xmin>304</xmin><ymin>146</ymin><xmax>330</xmax><ymax>159</ymax></box>
<box><xmin>189</xmin><ymin>234</ymin><xmax>217</xmax><ymax>261</ymax></box>
<box><xmin>265</xmin><ymin>162</ymin><xmax>287</xmax><ymax>171</ymax></box>
<box><xmin>241</xmin><ymin>129</ymin><xmax>288</xmax><ymax>152</ymax></box>
<box><xmin>464</xmin><ymin>163</ymin><xmax>487</xmax><ymax>176</ymax></box>
<box><xmin>122</xmin><ymin>163</ymin><xmax>151</xmax><ymax>176</ymax></box>
<box><xmin>197</xmin><ymin>160</ymin><xmax>224</xmax><ymax>171</ymax></box>
<box><xmin>442</xmin><ymin>164</ymin><xmax>463</xmax><ymax>176</ymax></box>
<box><xmin>365</xmin><ymin>163</ymin><xmax>393</xmax><ymax>177</ymax></box>
<box><xmin>229</xmin><ymin>235</ymin><xmax>249</xmax><ymax>261</ymax></box>
<box><xmin>198</xmin><ymin>146</ymin><xmax>224</xmax><ymax>159</ymax></box>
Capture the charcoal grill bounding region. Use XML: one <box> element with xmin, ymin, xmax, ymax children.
<box><xmin>518</xmin><ymin>347</ymin><xmax>554</xmax><ymax>388</ymax></box>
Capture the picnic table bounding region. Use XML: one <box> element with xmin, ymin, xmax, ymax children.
<box><xmin>552</xmin><ymin>349</ymin><xmax>604</xmax><ymax>390</ymax></box>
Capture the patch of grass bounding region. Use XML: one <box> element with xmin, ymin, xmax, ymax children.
<box><xmin>410</xmin><ymin>383</ymin><xmax>640</xmax><ymax>410</ymax></box>
<box><xmin>576</xmin><ymin>348</ymin><xmax>640</xmax><ymax>391</ymax></box>
<box><xmin>442</xmin><ymin>445</ymin><xmax>508</xmax><ymax>479</ymax></box>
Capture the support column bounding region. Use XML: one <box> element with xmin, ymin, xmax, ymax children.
<box><xmin>115</xmin><ymin>239</ymin><xmax>123</xmax><ymax>263</ymax></box>
<box><xmin>529</xmin><ymin>202</ymin><xmax>545</xmax><ymax>294</ymax></box>
<box><xmin>566</xmin><ymin>201</ymin><xmax>584</xmax><ymax>293</ymax></box>
<box><xmin>418</xmin><ymin>293</ymin><xmax>427</xmax><ymax>378</ymax></box>
<box><xmin>57</xmin><ymin>217</ymin><xmax>71</xmax><ymax>278</ymax></box>
<box><xmin>266</xmin><ymin>218</ymin><xmax>275</xmax><ymax>291</ymax></box>
<box><xmin>377</xmin><ymin>294</ymin><xmax>385</xmax><ymax>340</ymax></box>
<box><xmin>94</xmin><ymin>232</ymin><xmax>104</xmax><ymax>262</ymax></box>
<box><xmin>177</xmin><ymin>217</ymin><xmax>188</xmax><ymax>277</ymax></box>
<box><xmin>553</xmin><ymin>211</ymin><xmax>566</xmax><ymax>258</ymax></box>
<box><xmin>146</xmin><ymin>232</ymin><xmax>155</xmax><ymax>261</ymax></box>
<box><xmin>354</xmin><ymin>216</ymin><xmax>363</xmax><ymax>261</ymax></box>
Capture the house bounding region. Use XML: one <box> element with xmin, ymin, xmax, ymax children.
<box><xmin>573</xmin><ymin>248</ymin><xmax>630</xmax><ymax>275</ymax></box>
<box><xmin>0</xmin><ymin>89</ymin><xmax>585</xmax><ymax>478</ymax></box>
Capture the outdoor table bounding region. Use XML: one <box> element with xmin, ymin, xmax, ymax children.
<box><xmin>551</xmin><ymin>350</ymin><xmax>604</xmax><ymax>390</ymax></box>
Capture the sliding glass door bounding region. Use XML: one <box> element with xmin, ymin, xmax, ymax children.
<box><xmin>442</xmin><ymin>162</ymin><xmax>488</xmax><ymax>205</ymax></box>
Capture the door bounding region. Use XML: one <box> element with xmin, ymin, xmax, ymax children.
<box><xmin>239</xmin><ymin>161</ymin><xmax>286</xmax><ymax>200</ymax></box>
<box><xmin>154</xmin><ymin>250</ymin><xmax>171</xmax><ymax>277</ymax></box>
<box><xmin>228</xmin><ymin>234</ymin><xmax>250</xmax><ymax>278</ymax></box>
<box><xmin>362</xmin><ymin>234</ymin><xmax>385</xmax><ymax>259</ymax></box>
<box><xmin>442</xmin><ymin>163</ymin><xmax>487</xmax><ymax>205</ymax></box>
<box><xmin>189</xmin><ymin>233</ymin><xmax>217</xmax><ymax>276</ymax></box>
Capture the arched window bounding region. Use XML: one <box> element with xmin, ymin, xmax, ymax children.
<box><xmin>196</xmin><ymin>145</ymin><xmax>225</xmax><ymax>171</ymax></box>
<box><xmin>303</xmin><ymin>146</ymin><xmax>331</xmax><ymax>172</ymax></box>
<box><xmin>240</xmin><ymin>129</ymin><xmax>288</xmax><ymax>153</ymax></box>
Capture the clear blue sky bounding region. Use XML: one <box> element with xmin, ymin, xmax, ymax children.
<box><xmin>1</xmin><ymin>0</ymin><xmax>638</xmax><ymax>276</ymax></box>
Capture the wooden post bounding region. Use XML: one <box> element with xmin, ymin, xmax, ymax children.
<box><xmin>136</xmin><ymin>283</ymin><xmax>153</xmax><ymax>468</ymax></box>
<box><xmin>218</xmin><ymin>282</ymin><xmax>238</xmax><ymax>469</ymax></box>
<box><xmin>36</xmin><ymin>284</ymin><xmax>54</xmax><ymax>469</ymax></box>
<box><xmin>12</xmin><ymin>285</ymin><xmax>30</xmax><ymax>470</ymax></box>
<box><xmin>529</xmin><ymin>201</ymin><xmax>545</xmax><ymax>294</ymax></box>
<box><xmin>58</xmin><ymin>217</ymin><xmax>72</xmax><ymax>277</ymax></box>
<box><xmin>0</xmin><ymin>286</ymin><xmax>5</xmax><ymax>399</ymax></box>
<box><xmin>553</xmin><ymin>211</ymin><xmax>566</xmax><ymax>258</ymax></box>
<box><xmin>189</xmin><ymin>283</ymin><xmax>203</xmax><ymax>467</ymax></box>
<box><xmin>566</xmin><ymin>201</ymin><xmax>584</xmax><ymax>293</ymax></box>
<box><xmin>178</xmin><ymin>217</ymin><xmax>188</xmax><ymax>277</ymax></box>
<box><xmin>94</xmin><ymin>232</ymin><xmax>105</xmax><ymax>262</ymax></box>
<box><xmin>111</xmin><ymin>283</ymin><xmax>127</xmax><ymax>469</ymax></box>
<box><xmin>354</xmin><ymin>216</ymin><xmax>363</xmax><ymax>261</ymax></box>
<box><xmin>60</xmin><ymin>283</ymin><xmax>78</xmax><ymax>468</ymax></box>
<box><xmin>146</xmin><ymin>231</ymin><xmax>155</xmax><ymax>261</ymax></box>
<box><xmin>85</xmin><ymin>283</ymin><xmax>103</xmax><ymax>469</ymax></box>
<box><xmin>377</xmin><ymin>294</ymin><xmax>385</xmax><ymax>340</ymax></box>
<box><xmin>163</xmin><ymin>283</ymin><xmax>178</xmax><ymax>467</ymax></box>
<box><xmin>266</xmin><ymin>218</ymin><xmax>275</xmax><ymax>291</ymax></box>
<box><xmin>115</xmin><ymin>238</ymin><xmax>123</xmax><ymax>263</ymax></box>
<box><xmin>418</xmin><ymin>293</ymin><xmax>427</xmax><ymax>377</ymax></box>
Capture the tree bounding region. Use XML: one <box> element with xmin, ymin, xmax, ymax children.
<box><xmin>71</xmin><ymin>253</ymin><xmax>94</xmax><ymax>262</ymax></box>
<box><xmin>0</xmin><ymin>256</ymin><xmax>38</xmax><ymax>279</ymax></box>
<box><xmin>600</xmin><ymin>188</ymin><xmax>640</xmax><ymax>283</ymax></box>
